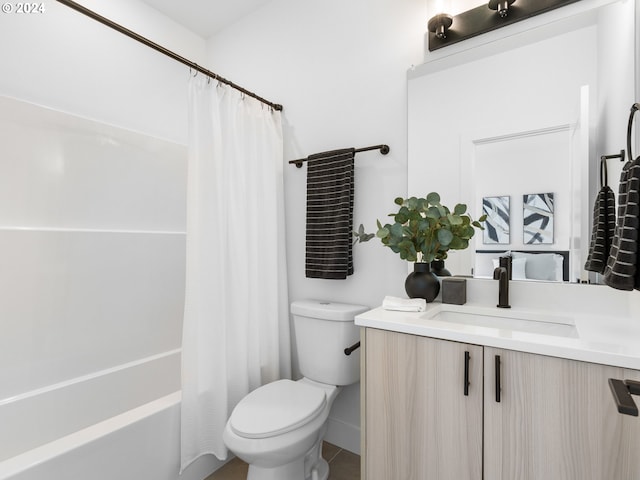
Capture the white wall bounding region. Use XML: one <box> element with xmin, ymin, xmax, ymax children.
<box><xmin>595</xmin><ymin>0</ymin><xmax>637</xmax><ymax>211</ymax></box>
<box><xmin>0</xmin><ymin>0</ymin><xmax>204</xmax><ymax>143</ymax></box>
<box><xmin>206</xmin><ymin>0</ymin><xmax>426</xmax><ymax>453</ymax></box>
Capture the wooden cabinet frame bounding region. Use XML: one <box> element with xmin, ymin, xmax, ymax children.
<box><xmin>362</xmin><ymin>328</ymin><xmax>640</xmax><ymax>480</ymax></box>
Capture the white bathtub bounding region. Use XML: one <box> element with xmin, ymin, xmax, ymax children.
<box><xmin>0</xmin><ymin>350</ymin><xmax>222</xmax><ymax>480</ymax></box>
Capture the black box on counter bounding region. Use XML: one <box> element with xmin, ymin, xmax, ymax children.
<box><xmin>441</xmin><ymin>277</ymin><xmax>466</xmax><ymax>305</ymax></box>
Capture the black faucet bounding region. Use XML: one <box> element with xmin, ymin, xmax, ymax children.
<box><xmin>493</xmin><ymin>256</ymin><xmax>512</xmax><ymax>309</ymax></box>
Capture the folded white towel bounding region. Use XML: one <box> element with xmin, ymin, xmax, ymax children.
<box><xmin>382</xmin><ymin>295</ymin><xmax>427</xmax><ymax>312</ymax></box>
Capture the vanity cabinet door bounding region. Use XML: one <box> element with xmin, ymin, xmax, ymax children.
<box><xmin>363</xmin><ymin>328</ymin><xmax>483</xmax><ymax>480</ymax></box>
<box><xmin>484</xmin><ymin>348</ymin><xmax>640</xmax><ymax>480</ymax></box>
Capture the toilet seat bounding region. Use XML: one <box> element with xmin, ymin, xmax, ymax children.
<box><xmin>229</xmin><ymin>379</ymin><xmax>327</xmax><ymax>439</ymax></box>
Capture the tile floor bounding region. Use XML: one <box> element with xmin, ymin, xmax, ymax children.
<box><xmin>205</xmin><ymin>442</ymin><xmax>360</xmax><ymax>480</ymax></box>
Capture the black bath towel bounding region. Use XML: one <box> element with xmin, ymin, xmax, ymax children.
<box><xmin>584</xmin><ymin>185</ymin><xmax>616</xmax><ymax>274</ymax></box>
<box><xmin>603</xmin><ymin>158</ymin><xmax>640</xmax><ymax>290</ymax></box>
<box><xmin>305</xmin><ymin>148</ymin><xmax>355</xmax><ymax>279</ymax></box>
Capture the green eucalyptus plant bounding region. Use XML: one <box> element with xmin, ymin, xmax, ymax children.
<box><xmin>354</xmin><ymin>192</ymin><xmax>486</xmax><ymax>263</ymax></box>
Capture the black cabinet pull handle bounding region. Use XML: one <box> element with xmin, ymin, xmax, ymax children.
<box><xmin>626</xmin><ymin>379</ymin><xmax>640</xmax><ymax>395</ymax></box>
<box><xmin>609</xmin><ymin>378</ymin><xmax>640</xmax><ymax>416</ymax></box>
<box><xmin>495</xmin><ymin>355</ymin><xmax>501</xmax><ymax>403</ymax></box>
<box><xmin>464</xmin><ymin>351</ymin><xmax>470</xmax><ymax>396</ymax></box>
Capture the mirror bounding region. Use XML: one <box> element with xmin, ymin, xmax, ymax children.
<box><xmin>408</xmin><ymin>0</ymin><xmax>638</xmax><ymax>283</ymax></box>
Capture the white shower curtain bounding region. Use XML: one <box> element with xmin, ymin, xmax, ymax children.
<box><xmin>180</xmin><ymin>75</ymin><xmax>291</xmax><ymax>470</ymax></box>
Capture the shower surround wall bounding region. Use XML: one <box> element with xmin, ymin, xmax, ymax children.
<box><xmin>0</xmin><ymin>97</ymin><xmax>215</xmax><ymax>479</ymax></box>
<box><xmin>0</xmin><ymin>2</ymin><xmax>219</xmax><ymax>479</ymax></box>
<box><xmin>0</xmin><ymin>94</ymin><xmax>186</xmax><ymax>399</ymax></box>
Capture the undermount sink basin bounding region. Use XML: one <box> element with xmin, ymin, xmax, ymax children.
<box><xmin>422</xmin><ymin>305</ymin><xmax>579</xmax><ymax>338</ymax></box>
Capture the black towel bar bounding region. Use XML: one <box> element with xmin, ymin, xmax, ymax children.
<box><xmin>600</xmin><ymin>150</ymin><xmax>626</xmax><ymax>187</ymax></box>
<box><xmin>289</xmin><ymin>144</ymin><xmax>390</xmax><ymax>168</ymax></box>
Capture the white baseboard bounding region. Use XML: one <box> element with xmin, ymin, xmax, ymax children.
<box><xmin>324</xmin><ymin>417</ymin><xmax>361</xmax><ymax>455</ymax></box>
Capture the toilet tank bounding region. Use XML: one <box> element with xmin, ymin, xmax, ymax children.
<box><xmin>291</xmin><ymin>300</ymin><xmax>369</xmax><ymax>386</ymax></box>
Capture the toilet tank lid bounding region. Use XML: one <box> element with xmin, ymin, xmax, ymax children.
<box><xmin>290</xmin><ymin>300</ymin><xmax>369</xmax><ymax>321</ymax></box>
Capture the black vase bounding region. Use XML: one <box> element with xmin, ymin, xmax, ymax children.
<box><xmin>405</xmin><ymin>263</ymin><xmax>440</xmax><ymax>302</ymax></box>
<box><xmin>431</xmin><ymin>259</ymin><xmax>451</xmax><ymax>277</ymax></box>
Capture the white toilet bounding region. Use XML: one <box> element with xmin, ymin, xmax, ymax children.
<box><xmin>223</xmin><ymin>299</ymin><xmax>368</xmax><ymax>480</ymax></box>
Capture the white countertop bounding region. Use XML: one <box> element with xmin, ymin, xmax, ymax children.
<box><xmin>356</xmin><ymin>301</ymin><xmax>640</xmax><ymax>370</ymax></box>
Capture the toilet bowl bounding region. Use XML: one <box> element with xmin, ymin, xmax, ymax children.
<box><xmin>222</xmin><ymin>300</ymin><xmax>368</xmax><ymax>480</ymax></box>
<box><xmin>223</xmin><ymin>378</ymin><xmax>339</xmax><ymax>480</ymax></box>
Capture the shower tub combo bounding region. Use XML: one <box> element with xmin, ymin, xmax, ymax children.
<box><xmin>0</xmin><ymin>350</ymin><xmax>220</xmax><ymax>480</ymax></box>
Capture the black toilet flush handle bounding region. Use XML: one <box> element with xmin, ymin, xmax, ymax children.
<box><xmin>344</xmin><ymin>341</ymin><xmax>361</xmax><ymax>356</ymax></box>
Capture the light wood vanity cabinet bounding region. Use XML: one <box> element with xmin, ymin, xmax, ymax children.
<box><xmin>362</xmin><ymin>328</ymin><xmax>640</xmax><ymax>480</ymax></box>
<box><xmin>483</xmin><ymin>347</ymin><xmax>640</xmax><ymax>480</ymax></box>
<box><xmin>363</xmin><ymin>328</ymin><xmax>483</xmax><ymax>480</ymax></box>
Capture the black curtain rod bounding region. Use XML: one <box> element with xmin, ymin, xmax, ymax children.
<box><xmin>289</xmin><ymin>144</ymin><xmax>390</xmax><ymax>168</ymax></box>
<box><xmin>55</xmin><ymin>0</ymin><xmax>283</xmax><ymax>112</ymax></box>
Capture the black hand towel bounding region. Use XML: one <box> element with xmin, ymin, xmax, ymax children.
<box><xmin>603</xmin><ymin>158</ymin><xmax>640</xmax><ymax>290</ymax></box>
<box><xmin>584</xmin><ymin>185</ymin><xmax>616</xmax><ymax>274</ymax></box>
<box><xmin>305</xmin><ymin>148</ymin><xmax>355</xmax><ymax>279</ymax></box>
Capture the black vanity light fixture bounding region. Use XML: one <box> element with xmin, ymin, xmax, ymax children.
<box><xmin>488</xmin><ymin>0</ymin><xmax>516</xmax><ymax>18</ymax></box>
<box><xmin>427</xmin><ymin>13</ymin><xmax>454</xmax><ymax>39</ymax></box>
<box><xmin>427</xmin><ymin>0</ymin><xmax>581</xmax><ymax>51</ymax></box>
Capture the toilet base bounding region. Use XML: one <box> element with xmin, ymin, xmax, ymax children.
<box><xmin>247</xmin><ymin>458</ymin><xmax>329</xmax><ymax>480</ymax></box>
<box><xmin>246</xmin><ymin>457</ymin><xmax>302</xmax><ymax>480</ymax></box>
<box><xmin>313</xmin><ymin>458</ymin><xmax>329</xmax><ymax>480</ymax></box>
<box><xmin>246</xmin><ymin>456</ymin><xmax>329</xmax><ymax>480</ymax></box>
